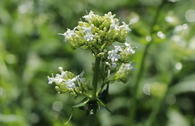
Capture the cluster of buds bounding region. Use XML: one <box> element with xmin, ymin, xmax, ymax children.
<box><xmin>61</xmin><ymin>11</ymin><xmax>130</xmax><ymax>52</ymax></box>
<box><xmin>48</xmin><ymin>67</ymin><xmax>86</xmax><ymax>95</ymax></box>
<box><xmin>105</xmin><ymin>42</ymin><xmax>135</xmax><ymax>82</ymax></box>
<box><xmin>107</xmin><ymin>42</ymin><xmax>135</xmax><ymax>67</ymax></box>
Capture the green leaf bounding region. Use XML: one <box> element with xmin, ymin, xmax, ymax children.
<box><xmin>72</xmin><ymin>98</ymin><xmax>89</xmax><ymax>108</ymax></box>
<box><xmin>167</xmin><ymin>109</ymin><xmax>190</xmax><ymax>126</ymax></box>
<box><xmin>169</xmin><ymin>74</ymin><xmax>195</xmax><ymax>95</ymax></box>
<box><xmin>97</xmin><ymin>98</ymin><xmax>112</xmax><ymax>113</ymax></box>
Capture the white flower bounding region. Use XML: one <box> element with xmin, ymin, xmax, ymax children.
<box><xmin>107</xmin><ymin>45</ymin><xmax>122</xmax><ymax>67</ymax></box>
<box><xmin>107</xmin><ymin>42</ymin><xmax>135</xmax><ymax>68</ymax></box>
<box><xmin>104</xmin><ymin>12</ymin><xmax>115</xmax><ymax>20</ymax></box>
<box><xmin>104</xmin><ymin>12</ymin><xmax>120</xmax><ymax>31</ymax></box>
<box><xmin>48</xmin><ymin>67</ymin><xmax>68</xmax><ymax>85</ymax></box>
<box><xmin>108</xmin><ymin>50</ymin><xmax>120</xmax><ymax>62</ymax></box>
<box><xmin>110</xmin><ymin>19</ymin><xmax>120</xmax><ymax>31</ymax></box>
<box><xmin>117</xmin><ymin>63</ymin><xmax>133</xmax><ymax>74</ymax></box>
<box><xmin>65</xmin><ymin>73</ymin><xmax>84</xmax><ymax>89</ymax></box>
<box><xmin>83</xmin><ymin>11</ymin><xmax>95</xmax><ymax>21</ymax></box>
<box><xmin>80</xmin><ymin>25</ymin><xmax>95</xmax><ymax>41</ymax></box>
<box><xmin>61</xmin><ymin>29</ymin><xmax>76</xmax><ymax>41</ymax></box>
<box><xmin>48</xmin><ymin>75</ymin><xmax>55</xmax><ymax>84</ymax></box>
<box><xmin>48</xmin><ymin>67</ymin><xmax>85</xmax><ymax>90</ymax></box>
<box><xmin>66</xmin><ymin>77</ymin><xmax>77</xmax><ymax>89</ymax></box>
<box><xmin>81</xmin><ymin>26</ymin><xmax>92</xmax><ymax>33</ymax></box>
<box><xmin>84</xmin><ymin>33</ymin><xmax>94</xmax><ymax>41</ymax></box>
<box><xmin>122</xmin><ymin>63</ymin><xmax>133</xmax><ymax>70</ymax></box>
<box><xmin>120</xmin><ymin>22</ymin><xmax>130</xmax><ymax>32</ymax></box>
<box><xmin>48</xmin><ymin>74</ymin><xmax>63</xmax><ymax>84</ymax></box>
<box><xmin>124</xmin><ymin>42</ymin><xmax>135</xmax><ymax>54</ymax></box>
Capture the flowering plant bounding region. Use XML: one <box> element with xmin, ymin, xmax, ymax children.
<box><xmin>48</xmin><ymin>11</ymin><xmax>135</xmax><ymax>114</ymax></box>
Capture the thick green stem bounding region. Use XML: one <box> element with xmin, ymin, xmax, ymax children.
<box><xmin>87</xmin><ymin>57</ymin><xmax>101</xmax><ymax>125</ymax></box>
<box><xmin>129</xmin><ymin>0</ymin><xmax>167</xmax><ymax>125</ymax></box>
<box><xmin>92</xmin><ymin>57</ymin><xmax>101</xmax><ymax>99</ymax></box>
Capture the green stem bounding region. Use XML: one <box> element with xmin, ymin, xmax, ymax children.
<box><xmin>129</xmin><ymin>42</ymin><xmax>151</xmax><ymax>124</ymax></box>
<box><xmin>92</xmin><ymin>57</ymin><xmax>101</xmax><ymax>99</ymax></box>
<box><xmin>145</xmin><ymin>75</ymin><xmax>174</xmax><ymax>126</ymax></box>
<box><xmin>88</xmin><ymin>114</ymin><xmax>97</xmax><ymax>126</ymax></box>
<box><xmin>129</xmin><ymin>0</ymin><xmax>167</xmax><ymax>125</ymax></box>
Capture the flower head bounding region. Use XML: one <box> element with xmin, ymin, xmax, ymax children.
<box><xmin>107</xmin><ymin>42</ymin><xmax>135</xmax><ymax>68</ymax></box>
<box><xmin>114</xmin><ymin>63</ymin><xmax>133</xmax><ymax>82</ymax></box>
<box><xmin>61</xmin><ymin>11</ymin><xmax>131</xmax><ymax>50</ymax></box>
<box><xmin>48</xmin><ymin>67</ymin><xmax>85</xmax><ymax>94</ymax></box>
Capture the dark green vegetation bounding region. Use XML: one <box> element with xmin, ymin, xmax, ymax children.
<box><xmin>0</xmin><ymin>0</ymin><xmax>195</xmax><ymax>126</ymax></box>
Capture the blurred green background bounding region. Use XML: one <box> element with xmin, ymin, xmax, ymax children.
<box><xmin>0</xmin><ymin>0</ymin><xmax>195</xmax><ymax>126</ymax></box>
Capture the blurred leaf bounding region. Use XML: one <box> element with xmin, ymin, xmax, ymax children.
<box><xmin>167</xmin><ymin>109</ymin><xmax>190</xmax><ymax>126</ymax></box>
<box><xmin>169</xmin><ymin>74</ymin><xmax>195</xmax><ymax>95</ymax></box>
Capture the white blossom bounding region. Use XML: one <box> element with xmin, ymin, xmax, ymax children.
<box><xmin>104</xmin><ymin>12</ymin><xmax>120</xmax><ymax>31</ymax></box>
<box><xmin>120</xmin><ymin>22</ymin><xmax>130</xmax><ymax>32</ymax></box>
<box><xmin>122</xmin><ymin>63</ymin><xmax>133</xmax><ymax>70</ymax></box>
<box><xmin>47</xmin><ymin>67</ymin><xmax>84</xmax><ymax>89</ymax></box>
<box><xmin>107</xmin><ymin>42</ymin><xmax>135</xmax><ymax>68</ymax></box>
<box><xmin>48</xmin><ymin>74</ymin><xmax>63</xmax><ymax>84</ymax></box>
<box><xmin>107</xmin><ymin>45</ymin><xmax>122</xmax><ymax>67</ymax></box>
<box><xmin>79</xmin><ymin>25</ymin><xmax>95</xmax><ymax>41</ymax></box>
<box><xmin>124</xmin><ymin>42</ymin><xmax>135</xmax><ymax>54</ymax></box>
<box><xmin>84</xmin><ymin>33</ymin><xmax>94</xmax><ymax>41</ymax></box>
<box><xmin>110</xmin><ymin>19</ymin><xmax>120</xmax><ymax>31</ymax></box>
<box><xmin>48</xmin><ymin>67</ymin><xmax>68</xmax><ymax>84</ymax></box>
<box><xmin>65</xmin><ymin>77</ymin><xmax>77</xmax><ymax>89</ymax></box>
<box><xmin>104</xmin><ymin>12</ymin><xmax>115</xmax><ymax>20</ymax></box>
<box><xmin>61</xmin><ymin>29</ymin><xmax>76</xmax><ymax>41</ymax></box>
<box><xmin>116</xmin><ymin>63</ymin><xmax>133</xmax><ymax>75</ymax></box>
<box><xmin>83</xmin><ymin>11</ymin><xmax>95</xmax><ymax>21</ymax></box>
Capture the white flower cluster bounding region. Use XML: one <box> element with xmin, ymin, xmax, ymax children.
<box><xmin>107</xmin><ymin>42</ymin><xmax>135</xmax><ymax>67</ymax></box>
<box><xmin>62</xmin><ymin>29</ymin><xmax>76</xmax><ymax>41</ymax></box>
<box><xmin>120</xmin><ymin>63</ymin><xmax>133</xmax><ymax>71</ymax></box>
<box><xmin>105</xmin><ymin>12</ymin><xmax>130</xmax><ymax>32</ymax></box>
<box><xmin>124</xmin><ymin>42</ymin><xmax>135</xmax><ymax>54</ymax></box>
<box><xmin>60</xmin><ymin>11</ymin><xmax>131</xmax><ymax>49</ymax></box>
<box><xmin>48</xmin><ymin>67</ymin><xmax>67</xmax><ymax>84</ymax></box>
<box><xmin>107</xmin><ymin>45</ymin><xmax>122</xmax><ymax>67</ymax></box>
<box><xmin>83</xmin><ymin>11</ymin><xmax>96</xmax><ymax>22</ymax></box>
<box><xmin>114</xmin><ymin>63</ymin><xmax>134</xmax><ymax>81</ymax></box>
<box><xmin>80</xmin><ymin>25</ymin><xmax>95</xmax><ymax>42</ymax></box>
<box><xmin>48</xmin><ymin>67</ymin><xmax>83</xmax><ymax>90</ymax></box>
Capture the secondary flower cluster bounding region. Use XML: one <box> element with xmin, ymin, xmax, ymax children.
<box><xmin>48</xmin><ymin>67</ymin><xmax>86</xmax><ymax>95</ymax></box>
<box><xmin>107</xmin><ymin>42</ymin><xmax>135</xmax><ymax>68</ymax></box>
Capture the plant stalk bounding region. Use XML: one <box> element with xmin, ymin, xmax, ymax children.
<box><xmin>145</xmin><ymin>74</ymin><xmax>175</xmax><ymax>126</ymax></box>
<box><xmin>129</xmin><ymin>0</ymin><xmax>167</xmax><ymax>125</ymax></box>
<box><xmin>88</xmin><ymin>114</ymin><xmax>97</xmax><ymax>126</ymax></box>
<box><xmin>92</xmin><ymin>57</ymin><xmax>101</xmax><ymax>99</ymax></box>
